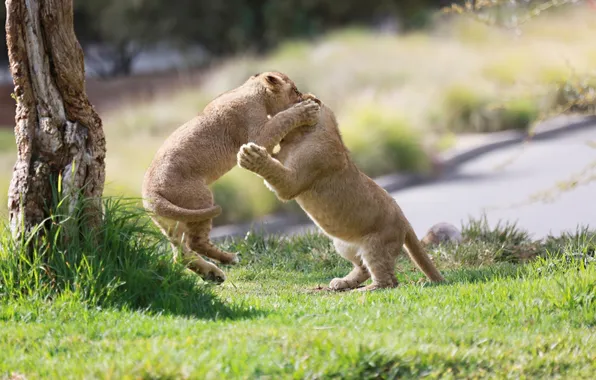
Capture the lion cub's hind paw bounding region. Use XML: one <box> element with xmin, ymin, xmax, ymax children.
<box><xmin>355</xmin><ymin>282</ymin><xmax>398</xmax><ymax>292</ymax></box>
<box><xmin>329</xmin><ymin>277</ymin><xmax>355</xmax><ymax>291</ymax></box>
<box><xmin>237</xmin><ymin>142</ymin><xmax>270</xmax><ymax>172</ymax></box>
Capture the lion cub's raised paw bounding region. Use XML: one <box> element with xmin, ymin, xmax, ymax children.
<box><xmin>237</xmin><ymin>142</ymin><xmax>270</xmax><ymax>172</ymax></box>
<box><xmin>293</xmin><ymin>99</ymin><xmax>320</xmax><ymax>126</ymax></box>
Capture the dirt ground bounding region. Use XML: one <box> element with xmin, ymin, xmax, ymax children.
<box><xmin>0</xmin><ymin>69</ymin><xmax>203</xmax><ymax>127</ymax></box>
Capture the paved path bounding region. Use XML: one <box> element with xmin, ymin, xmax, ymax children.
<box><xmin>393</xmin><ymin>126</ymin><xmax>596</xmax><ymax>239</ymax></box>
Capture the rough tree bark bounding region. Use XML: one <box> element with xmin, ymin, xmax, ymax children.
<box><xmin>5</xmin><ymin>0</ymin><xmax>106</xmax><ymax>237</ymax></box>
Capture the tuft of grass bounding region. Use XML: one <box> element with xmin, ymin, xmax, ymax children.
<box><xmin>429</xmin><ymin>217</ymin><xmax>596</xmax><ymax>272</ymax></box>
<box><xmin>541</xmin><ymin>226</ymin><xmax>596</xmax><ymax>265</ymax></box>
<box><xmin>462</xmin><ymin>215</ymin><xmax>532</xmax><ymax>246</ymax></box>
<box><xmin>430</xmin><ymin>240</ymin><xmax>510</xmax><ymax>269</ymax></box>
<box><xmin>428</xmin><ymin>215</ymin><xmax>540</xmax><ymax>269</ymax></box>
<box><xmin>0</xmin><ymin>197</ymin><xmax>253</xmax><ymax>319</ymax></box>
<box><xmin>461</xmin><ymin>215</ymin><xmax>542</xmax><ymax>262</ymax></box>
<box><xmin>526</xmin><ymin>251</ymin><xmax>595</xmax><ymax>322</ymax></box>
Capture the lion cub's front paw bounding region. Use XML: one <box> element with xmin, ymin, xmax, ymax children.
<box><xmin>293</xmin><ymin>99</ymin><xmax>320</xmax><ymax>126</ymax></box>
<box><xmin>237</xmin><ymin>142</ymin><xmax>270</xmax><ymax>172</ymax></box>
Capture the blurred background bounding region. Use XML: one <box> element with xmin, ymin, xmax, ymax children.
<box><xmin>0</xmin><ymin>0</ymin><xmax>594</xmax><ymax>229</ymax></box>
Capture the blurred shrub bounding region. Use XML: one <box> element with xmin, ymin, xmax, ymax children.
<box><xmin>210</xmin><ymin>167</ymin><xmax>279</xmax><ymax>225</ymax></box>
<box><xmin>441</xmin><ymin>85</ymin><xmax>490</xmax><ymax>132</ymax></box>
<box><xmin>341</xmin><ymin>105</ymin><xmax>430</xmax><ymax>177</ymax></box>
<box><xmin>551</xmin><ymin>76</ymin><xmax>596</xmax><ymax>114</ymax></box>
<box><xmin>439</xmin><ymin>85</ymin><xmax>540</xmax><ymax>133</ymax></box>
<box><xmin>0</xmin><ymin>129</ymin><xmax>16</xmax><ymax>154</ymax></box>
<box><xmin>500</xmin><ymin>97</ymin><xmax>541</xmax><ymax>130</ymax></box>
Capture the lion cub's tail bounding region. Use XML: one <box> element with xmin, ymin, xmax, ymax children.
<box><xmin>404</xmin><ymin>224</ymin><xmax>445</xmax><ymax>283</ymax></box>
<box><xmin>144</xmin><ymin>193</ymin><xmax>222</xmax><ymax>222</ymax></box>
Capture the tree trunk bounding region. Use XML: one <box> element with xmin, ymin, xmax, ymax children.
<box><xmin>5</xmin><ymin>0</ymin><xmax>106</xmax><ymax>237</ymax></box>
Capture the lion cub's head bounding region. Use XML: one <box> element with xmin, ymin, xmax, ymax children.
<box><xmin>248</xmin><ymin>71</ymin><xmax>304</xmax><ymax>115</ymax></box>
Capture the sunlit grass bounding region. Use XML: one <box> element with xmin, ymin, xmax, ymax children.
<box><xmin>1</xmin><ymin>201</ymin><xmax>594</xmax><ymax>379</ymax></box>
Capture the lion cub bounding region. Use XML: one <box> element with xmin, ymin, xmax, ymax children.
<box><xmin>237</xmin><ymin>95</ymin><xmax>444</xmax><ymax>290</ymax></box>
<box><xmin>142</xmin><ymin>72</ymin><xmax>319</xmax><ymax>283</ymax></box>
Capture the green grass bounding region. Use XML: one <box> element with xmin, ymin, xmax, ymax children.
<box><xmin>1</xmin><ymin>201</ymin><xmax>595</xmax><ymax>379</ymax></box>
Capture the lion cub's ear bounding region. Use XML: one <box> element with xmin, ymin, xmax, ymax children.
<box><xmin>264</xmin><ymin>74</ymin><xmax>284</xmax><ymax>88</ymax></box>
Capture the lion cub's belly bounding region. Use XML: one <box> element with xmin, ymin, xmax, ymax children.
<box><xmin>296</xmin><ymin>181</ymin><xmax>380</xmax><ymax>241</ymax></box>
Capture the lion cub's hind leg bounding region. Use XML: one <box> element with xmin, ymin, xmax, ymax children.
<box><xmin>186</xmin><ymin>220</ymin><xmax>239</xmax><ymax>265</ymax></box>
<box><xmin>329</xmin><ymin>239</ymin><xmax>371</xmax><ymax>291</ymax></box>
<box><xmin>153</xmin><ymin>217</ymin><xmax>227</xmax><ymax>283</ymax></box>
<box><xmin>357</xmin><ymin>237</ymin><xmax>400</xmax><ymax>291</ymax></box>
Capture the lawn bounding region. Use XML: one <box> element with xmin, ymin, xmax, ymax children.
<box><xmin>1</xmin><ymin>203</ymin><xmax>594</xmax><ymax>379</ymax></box>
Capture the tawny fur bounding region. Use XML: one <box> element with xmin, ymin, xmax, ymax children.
<box><xmin>142</xmin><ymin>72</ymin><xmax>319</xmax><ymax>283</ymax></box>
<box><xmin>237</xmin><ymin>95</ymin><xmax>445</xmax><ymax>291</ymax></box>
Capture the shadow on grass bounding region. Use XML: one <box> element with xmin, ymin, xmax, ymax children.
<box><xmin>110</xmin><ymin>265</ymin><xmax>266</xmax><ymax>321</ymax></box>
<box><xmin>0</xmin><ymin>197</ymin><xmax>265</xmax><ymax>322</ymax></box>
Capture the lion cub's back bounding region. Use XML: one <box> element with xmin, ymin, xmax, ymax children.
<box><xmin>144</xmin><ymin>102</ymin><xmax>252</xmax><ymax>191</ymax></box>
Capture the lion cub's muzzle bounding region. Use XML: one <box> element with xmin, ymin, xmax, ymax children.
<box><xmin>300</xmin><ymin>92</ymin><xmax>321</xmax><ymax>105</ymax></box>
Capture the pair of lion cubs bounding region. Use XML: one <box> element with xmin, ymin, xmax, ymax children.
<box><xmin>142</xmin><ymin>71</ymin><xmax>445</xmax><ymax>291</ymax></box>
